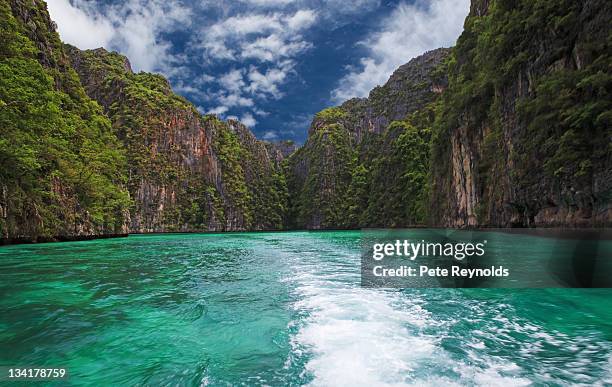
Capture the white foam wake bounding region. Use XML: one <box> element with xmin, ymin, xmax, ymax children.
<box><xmin>285</xmin><ymin>245</ymin><xmax>530</xmax><ymax>386</ymax></box>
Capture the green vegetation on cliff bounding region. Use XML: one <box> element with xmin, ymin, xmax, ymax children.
<box><xmin>0</xmin><ymin>0</ymin><xmax>130</xmax><ymax>241</ymax></box>
<box><xmin>430</xmin><ymin>0</ymin><xmax>611</xmax><ymax>226</ymax></box>
<box><xmin>2</xmin><ymin>0</ymin><xmax>610</xmax><ymax>240</ymax></box>
<box><xmin>1</xmin><ymin>0</ymin><xmax>288</xmax><ymax>239</ymax></box>
<box><xmin>363</xmin><ymin>107</ymin><xmax>435</xmax><ymax>227</ymax></box>
<box><xmin>287</xmin><ymin>0</ymin><xmax>610</xmax><ymax>229</ymax></box>
<box><xmin>287</xmin><ymin>122</ymin><xmax>355</xmax><ymax>229</ymax></box>
<box><xmin>286</xmin><ymin>49</ymin><xmax>449</xmax><ymax>229</ymax></box>
<box><xmin>68</xmin><ymin>46</ymin><xmax>288</xmax><ymax>232</ymax></box>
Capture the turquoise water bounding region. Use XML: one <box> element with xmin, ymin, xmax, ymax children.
<box><xmin>0</xmin><ymin>231</ymin><xmax>611</xmax><ymax>385</ymax></box>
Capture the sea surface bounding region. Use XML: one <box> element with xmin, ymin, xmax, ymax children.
<box><xmin>1</xmin><ymin>231</ymin><xmax>611</xmax><ymax>386</ymax></box>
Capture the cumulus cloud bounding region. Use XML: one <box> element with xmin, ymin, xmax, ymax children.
<box><xmin>219</xmin><ymin>69</ymin><xmax>246</xmax><ymax>92</ymax></box>
<box><xmin>286</xmin><ymin>9</ymin><xmax>318</xmax><ymax>31</ymax></box>
<box><xmin>197</xmin><ymin>10</ymin><xmax>316</xmax><ymax>63</ymax></box>
<box><xmin>188</xmin><ymin>8</ymin><xmax>316</xmax><ymax>125</ymax></box>
<box><xmin>240</xmin><ymin>112</ymin><xmax>258</xmax><ymax>127</ymax></box>
<box><xmin>246</xmin><ymin>61</ymin><xmax>293</xmax><ymax>99</ymax></box>
<box><xmin>47</xmin><ymin>0</ymin><xmax>114</xmax><ymax>49</ymax></box>
<box><xmin>263</xmin><ymin>131</ymin><xmax>279</xmax><ymax>140</ymax></box>
<box><xmin>253</xmin><ymin>108</ymin><xmax>270</xmax><ymax>117</ymax></box>
<box><xmin>219</xmin><ymin>93</ymin><xmax>255</xmax><ymax>108</ymax></box>
<box><xmin>331</xmin><ymin>0</ymin><xmax>469</xmax><ymax>102</ymax></box>
<box><xmin>48</xmin><ymin>0</ymin><xmax>191</xmax><ymax>73</ymax></box>
<box><xmin>241</xmin><ymin>35</ymin><xmax>312</xmax><ymax>62</ymax></box>
<box><xmin>208</xmin><ymin>106</ymin><xmax>229</xmax><ymax>115</ymax></box>
<box><xmin>109</xmin><ymin>1</ymin><xmax>191</xmax><ymax>72</ymax></box>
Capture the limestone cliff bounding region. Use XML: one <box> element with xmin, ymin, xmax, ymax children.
<box><xmin>1</xmin><ymin>0</ymin><xmax>286</xmax><ymax>240</ymax></box>
<box><xmin>1</xmin><ymin>0</ymin><xmax>130</xmax><ymax>243</ymax></box>
<box><xmin>65</xmin><ymin>47</ymin><xmax>287</xmax><ymax>232</ymax></box>
<box><xmin>286</xmin><ymin>48</ymin><xmax>450</xmax><ymax>229</ymax></box>
<box><xmin>288</xmin><ymin>0</ymin><xmax>611</xmax><ymax>230</ymax></box>
<box><xmin>430</xmin><ymin>0</ymin><xmax>611</xmax><ymax>227</ymax></box>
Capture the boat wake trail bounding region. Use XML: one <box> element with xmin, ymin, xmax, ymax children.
<box><xmin>281</xmin><ymin>234</ymin><xmax>611</xmax><ymax>386</ymax></box>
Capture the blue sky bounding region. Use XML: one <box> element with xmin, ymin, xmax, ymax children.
<box><xmin>48</xmin><ymin>0</ymin><xmax>469</xmax><ymax>143</ymax></box>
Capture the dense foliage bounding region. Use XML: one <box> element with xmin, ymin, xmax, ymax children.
<box><xmin>68</xmin><ymin>45</ymin><xmax>288</xmax><ymax>232</ymax></box>
<box><xmin>287</xmin><ymin>104</ymin><xmax>435</xmax><ymax>229</ymax></box>
<box><xmin>0</xmin><ymin>0</ymin><xmax>130</xmax><ymax>240</ymax></box>
<box><xmin>286</xmin><ymin>47</ymin><xmax>446</xmax><ymax>229</ymax></box>
<box><xmin>287</xmin><ymin>122</ymin><xmax>355</xmax><ymax>228</ymax></box>
<box><xmin>430</xmin><ymin>0</ymin><xmax>611</xmax><ymax>225</ymax></box>
<box><xmin>361</xmin><ymin>107</ymin><xmax>434</xmax><ymax>227</ymax></box>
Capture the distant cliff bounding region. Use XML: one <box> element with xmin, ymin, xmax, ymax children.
<box><xmin>65</xmin><ymin>46</ymin><xmax>287</xmax><ymax>232</ymax></box>
<box><xmin>286</xmin><ymin>48</ymin><xmax>450</xmax><ymax>229</ymax></box>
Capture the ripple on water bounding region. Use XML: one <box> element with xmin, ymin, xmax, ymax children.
<box><xmin>0</xmin><ymin>232</ymin><xmax>611</xmax><ymax>386</ymax></box>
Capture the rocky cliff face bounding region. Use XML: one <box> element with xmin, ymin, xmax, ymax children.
<box><xmin>430</xmin><ymin>0</ymin><xmax>611</xmax><ymax>227</ymax></box>
<box><xmin>327</xmin><ymin>48</ymin><xmax>449</xmax><ymax>140</ymax></box>
<box><xmin>65</xmin><ymin>47</ymin><xmax>286</xmax><ymax>232</ymax></box>
<box><xmin>1</xmin><ymin>0</ymin><xmax>130</xmax><ymax>242</ymax></box>
<box><xmin>266</xmin><ymin>140</ymin><xmax>298</xmax><ymax>163</ymax></box>
<box><xmin>286</xmin><ymin>48</ymin><xmax>450</xmax><ymax>229</ymax></box>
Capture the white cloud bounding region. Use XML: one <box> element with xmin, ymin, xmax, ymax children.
<box><xmin>199</xmin><ymin>39</ymin><xmax>235</xmax><ymax>61</ymax></box>
<box><xmin>197</xmin><ymin>10</ymin><xmax>316</xmax><ymax>64</ymax></box>
<box><xmin>204</xmin><ymin>14</ymin><xmax>282</xmax><ymax>56</ymax></box>
<box><xmin>331</xmin><ymin>0</ymin><xmax>469</xmax><ymax>102</ymax></box>
<box><xmin>208</xmin><ymin>106</ymin><xmax>229</xmax><ymax>115</ymax></box>
<box><xmin>240</xmin><ymin>112</ymin><xmax>258</xmax><ymax>127</ymax></box>
<box><xmin>196</xmin><ymin>74</ymin><xmax>216</xmax><ymax>84</ymax></box>
<box><xmin>246</xmin><ymin>62</ymin><xmax>292</xmax><ymax>98</ymax></box>
<box><xmin>219</xmin><ymin>93</ymin><xmax>255</xmax><ymax>108</ymax></box>
<box><xmin>286</xmin><ymin>9</ymin><xmax>317</xmax><ymax>31</ymax></box>
<box><xmin>193</xmin><ymin>9</ymin><xmax>315</xmax><ymax>120</ymax></box>
<box><xmin>241</xmin><ymin>34</ymin><xmax>312</xmax><ymax>62</ymax></box>
<box><xmin>108</xmin><ymin>1</ymin><xmax>191</xmax><ymax>72</ymax></box>
<box><xmin>47</xmin><ymin>0</ymin><xmax>114</xmax><ymax>49</ymax></box>
<box><xmin>263</xmin><ymin>131</ymin><xmax>279</xmax><ymax>140</ymax></box>
<box><xmin>219</xmin><ymin>69</ymin><xmax>246</xmax><ymax>92</ymax></box>
<box><xmin>48</xmin><ymin>0</ymin><xmax>191</xmax><ymax>73</ymax></box>
<box><xmin>253</xmin><ymin>108</ymin><xmax>269</xmax><ymax>116</ymax></box>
